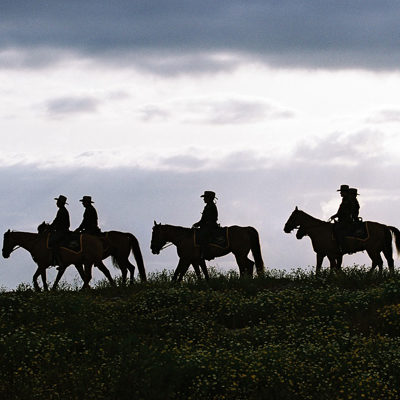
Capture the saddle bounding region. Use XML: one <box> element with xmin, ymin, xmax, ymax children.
<box><xmin>343</xmin><ymin>221</ymin><xmax>369</xmax><ymax>240</ymax></box>
<box><xmin>194</xmin><ymin>226</ymin><xmax>229</xmax><ymax>249</ymax></box>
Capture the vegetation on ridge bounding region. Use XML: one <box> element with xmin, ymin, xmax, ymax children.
<box><xmin>1</xmin><ymin>266</ymin><xmax>400</xmax><ymax>399</ymax></box>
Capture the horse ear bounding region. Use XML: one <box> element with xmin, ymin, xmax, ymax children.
<box><xmin>295</xmin><ymin>206</ymin><xmax>298</xmax><ymax>211</ymax></box>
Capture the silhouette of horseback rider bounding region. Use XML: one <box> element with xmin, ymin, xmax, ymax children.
<box><xmin>192</xmin><ymin>191</ymin><xmax>219</xmax><ymax>258</ymax></box>
<box><xmin>75</xmin><ymin>196</ymin><xmax>101</xmax><ymax>235</ymax></box>
<box><xmin>329</xmin><ymin>184</ymin><xmax>359</xmax><ymax>253</ymax></box>
<box><xmin>48</xmin><ymin>195</ymin><xmax>70</xmax><ymax>265</ymax></box>
<box><xmin>349</xmin><ymin>187</ymin><xmax>360</xmax><ymax>222</ymax></box>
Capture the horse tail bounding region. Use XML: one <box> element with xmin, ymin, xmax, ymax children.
<box><xmin>388</xmin><ymin>226</ymin><xmax>400</xmax><ymax>256</ymax></box>
<box><xmin>247</xmin><ymin>227</ymin><xmax>265</xmax><ymax>277</ymax></box>
<box><xmin>128</xmin><ymin>233</ymin><xmax>147</xmax><ymax>281</ymax></box>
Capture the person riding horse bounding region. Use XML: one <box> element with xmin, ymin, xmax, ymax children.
<box><xmin>329</xmin><ymin>185</ymin><xmax>361</xmax><ymax>253</ymax></box>
<box><xmin>48</xmin><ymin>195</ymin><xmax>70</xmax><ymax>265</ymax></box>
<box><xmin>192</xmin><ymin>191</ymin><xmax>219</xmax><ymax>257</ymax></box>
<box><xmin>75</xmin><ymin>196</ymin><xmax>101</xmax><ymax>235</ymax></box>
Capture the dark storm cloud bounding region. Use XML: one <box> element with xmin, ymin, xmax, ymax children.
<box><xmin>1</xmin><ymin>1</ymin><xmax>400</xmax><ymax>72</ymax></box>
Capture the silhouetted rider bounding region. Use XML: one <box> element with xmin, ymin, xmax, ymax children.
<box><xmin>48</xmin><ymin>195</ymin><xmax>70</xmax><ymax>265</ymax></box>
<box><xmin>349</xmin><ymin>187</ymin><xmax>360</xmax><ymax>222</ymax></box>
<box><xmin>75</xmin><ymin>196</ymin><xmax>101</xmax><ymax>235</ymax></box>
<box><xmin>192</xmin><ymin>191</ymin><xmax>219</xmax><ymax>256</ymax></box>
<box><xmin>329</xmin><ymin>184</ymin><xmax>354</xmax><ymax>254</ymax></box>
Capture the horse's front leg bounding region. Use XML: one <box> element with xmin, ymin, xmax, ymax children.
<box><xmin>52</xmin><ymin>265</ymin><xmax>67</xmax><ymax>290</ymax></box>
<box><xmin>192</xmin><ymin>262</ymin><xmax>202</xmax><ymax>279</ymax></box>
<box><xmin>82</xmin><ymin>264</ymin><xmax>93</xmax><ymax>289</ymax></box>
<box><xmin>200</xmin><ymin>259</ymin><xmax>209</xmax><ymax>280</ymax></box>
<box><xmin>316</xmin><ymin>253</ymin><xmax>324</xmax><ymax>275</ymax></box>
<box><xmin>172</xmin><ymin>259</ymin><xmax>190</xmax><ymax>282</ymax></box>
<box><xmin>41</xmin><ymin>268</ymin><xmax>48</xmax><ymax>291</ymax></box>
<box><xmin>32</xmin><ymin>266</ymin><xmax>43</xmax><ymax>291</ymax></box>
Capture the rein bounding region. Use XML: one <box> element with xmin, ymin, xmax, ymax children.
<box><xmin>159</xmin><ymin>242</ymin><xmax>174</xmax><ymax>251</ymax></box>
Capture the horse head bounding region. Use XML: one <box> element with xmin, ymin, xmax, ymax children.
<box><xmin>296</xmin><ymin>226</ymin><xmax>308</xmax><ymax>239</ymax></box>
<box><xmin>37</xmin><ymin>221</ymin><xmax>51</xmax><ymax>234</ymax></box>
<box><xmin>284</xmin><ymin>206</ymin><xmax>301</xmax><ymax>233</ymax></box>
<box><xmin>151</xmin><ymin>221</ymin><xmax>166</xmax><ymax>255</ymax></box>
<box><xmin>2</xmin><ymin>229</ymin><xmax>13</xmax><ymax>258</ymax></box>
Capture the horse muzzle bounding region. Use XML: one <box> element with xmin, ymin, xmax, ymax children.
<box><xmin>2</xmin><ymin>250</ymin><xmax>10</xmax><ymax>258</ymax></box>
<box><xmin>283</xmin><ymin>224</ymin><xmax>292</xmax><ymax>233</ymax></box>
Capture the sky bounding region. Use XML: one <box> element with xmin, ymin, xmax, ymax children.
<box><xmin>1</xmin><ymin>1</ymin><xmax>400</xmax><ymax>289</ymax></box>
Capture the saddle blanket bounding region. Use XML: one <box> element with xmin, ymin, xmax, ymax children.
<box><xmin>194</xmin><ymin>227</ymin><xmax>229</xmax><ymax>249</ymax></box>
<box><xmin>46</xmin><ymin>233</ymin><xmax>82</xmax><ymax>253</ymax></box>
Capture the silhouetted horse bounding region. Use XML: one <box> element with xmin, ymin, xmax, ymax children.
<box><xmin>151</xmin><ymin>222</ymin><xmax>264</xmax><ymax>281</ymax></box>
<box><xmin>2</xmin><ymin>229</ymin><xmax>108</xmax><ymax>290</ymax></box>
<box><xmin>37</xmin><ymin>223</ymin><xmax>146</xmax><ymax>284</ymax></box>
<box><xmin>86</xmin><ymin>230</ymin><xmax>147</xmax><ymax>284</ymax></box>
<box><xmin>284</xmin><ymin>207</ymin><xmax>400</xmax><ymax>274</ymax></box>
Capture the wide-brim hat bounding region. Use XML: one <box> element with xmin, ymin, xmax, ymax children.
<box><xmin>80</xmin><ymin>196</ymin><xmax>94</xmax><ymax>203</ymax></box>
<box><xmin>201</xmin><ymin>191</ymin><xmax>217</xmax><ymax>199</ymax></box>
<box><xmin>337</xmin><ymin>184</ymin><xmax>350</xmax><ymax>192</ymax></box>
<box><xmin>349</xmin><ymin>188</ymin><xmax>359</xmax><ymax>196</ymax></box>
<box><xmin>54</xmin><ymin>195</ymin><xmax>68</xmax><ymax>205</ymax></box>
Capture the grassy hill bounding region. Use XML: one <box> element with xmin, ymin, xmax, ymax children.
<box><xmin>1</xmin><ymin>267</ymin><xmax>400</xmax><ymax>399</ymax></box>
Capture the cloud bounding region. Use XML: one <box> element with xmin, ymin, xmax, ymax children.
<box><xmin>139</xmin><ymin>96</ymin><xmax>294</xmax><ymax>125</ymax></box>
<box><xmin>2</xmin><ymin>1</ymin><xmax>400</xmax><ymax>72</ymax></box>
<box><xmin>292</xmin><ymin>130</ymin><xmax>386</xmax><ymax>166</ymax></box>
<box><xmin>367</xmin><ymin>109</ymin><xmax>400</xmax><ymax>124</ymax></box>
<box><xmin>45</xmin><ymin>96</ymin><xmax>100</xmax><ymax>116</ymax></box>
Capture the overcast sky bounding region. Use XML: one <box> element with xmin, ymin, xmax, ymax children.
<box><xmin>2</xmin><ymin>1</ymin><xmax>400</xmax><ymax>289</ymax></box>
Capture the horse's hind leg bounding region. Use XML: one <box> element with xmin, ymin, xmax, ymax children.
<box><xmin>173</xmin><ymin>259</ymin><xmax>190</xmax><ymax>282</ymax></box>
<box><xmin>367</xmin><ymin>250</ymin><xmax>383</xmax><ymax>275</ymax></box>
<box><xmin>383</xmin><ymin>247</ymin><xmax>395</xmax><ymax>275</ymax></box>
<box><xmin>96</xmin><ymin>262</ymin><xmax>116</xmax><ymax>286</ymax></box>
<box><xmin>234</xmin><ymin>253</ymin><xmax>254</xmax><ymax>277</ymax></box>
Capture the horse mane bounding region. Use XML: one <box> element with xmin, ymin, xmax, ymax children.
<box><xmin>297</xmin><ymin>209</ymin><xmax>328</xmax><ymax>226</ymax></box>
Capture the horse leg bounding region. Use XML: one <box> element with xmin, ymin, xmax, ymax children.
<box><xmin>172</xmin><ymin>259</ymin><xmax>190</xmax><ymax>282</ymax></box>
<box><xmin>52</xmin><ymin>266</ymin><xmax>67</xmax><ymax>290</ymax></box>
<box><xmin>82</xmin><ymin>264</ymin><xmax>92</xmax><ymax>289</ymax></box>
<box><xmin>96</xmin><ymin>262</ymin><xmax>116</xmax><ymax>286</ymax></box>
<box><xmin>234</xmin><ymin>253</ymin><xmax>253</xmax><ymax>277</ymax></box>
<box><xmin>336</xmin><ymin>254</ymin><xmax>343</xmax><ymax>270</ymax></box>
<box><xmin>383</xmin><ymin>247</ymin><xmax>395</xmax><ymax>275</ymax></box>
<box><xmin>192</xmin><ymin>262</ymin><xmax>202</xmax><ymax>279</ymax></box>
<box><xmin>200</xmin><ymin>259</ymin><xmax>209</xmax><ymax>280</ymax></box>
<box><xmin>41</xmin><ymin>269</ymin><xmax>48</xmax><ymax>291</ymax></box>
<box><xmin>316</xmin><ymin>253</ymin><xmax>324</xmax><ymax>275</ymax></box>
<box><xmin>74</xmin><ymin>264</ymin><xmax>86</xmax><ymax>282</ymax></box>
<box><xmin>366</xmin><ymin>249</ymin><xmax>383</xmax><ymax>275</ymax></box>
<box><xmin>327</xmin><ymin>255</ymin><xmax>338</xmax><ymax>274</ymax></box>
<box><xmin>33</xmin><ymin>267</ymin><xmax>42</xmax><ymax>291</ymax></box>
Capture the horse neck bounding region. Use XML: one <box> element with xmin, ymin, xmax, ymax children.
<box><xmin>10</xmin><ymin>232</ymin><xmax>40</xmax><ymax>251</ymax></box>
<box><xmin>298</xmin><ymin>211</ymin><xmax>325</xmax><ymax>229</ymax></box>
<box><xmin>163</xmin><ymin>225</ymin><xmax>190</xmax><ymax>244</ymax></box>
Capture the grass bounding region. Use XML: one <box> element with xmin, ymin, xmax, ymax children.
<box><xmin>1</xmin><ymin>266</ymin><xmax>400</xmax><ymax>399</ymax></box>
